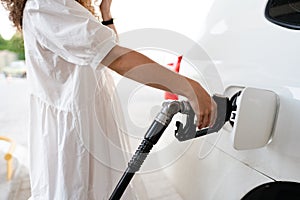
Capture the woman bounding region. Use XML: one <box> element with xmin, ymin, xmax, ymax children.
<box><xmin>2</xmin><ymin>0</ymin><xmax>217</xmax><ymax>199</ymax></box>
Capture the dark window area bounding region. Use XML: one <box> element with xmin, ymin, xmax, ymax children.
<box><xmin>265</xmin><ymin>0</ymin><xmax>300</xmax><ymax>30</ymax></box>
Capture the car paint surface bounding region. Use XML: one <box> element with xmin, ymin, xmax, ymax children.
<box><xmin>101</xmin><ymin>0</ymin><xmax>300</xmax><ymax>198</ymax></box>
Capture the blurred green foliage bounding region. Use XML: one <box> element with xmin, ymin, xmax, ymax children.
<box><xmin>0</xmin><ymin>32</ymin><xmax>25</xmax><ymax>60</ymax></box>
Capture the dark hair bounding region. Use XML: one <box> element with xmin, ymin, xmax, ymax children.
<box><xmin>1</xmin><ymin>0</ymin><xmax>95</xmax><ymax>30</ymax></box>
<box><xmin>1</xmin><ymin>0</ymin><xmax>27</xmax><ymax>30</ymax></box>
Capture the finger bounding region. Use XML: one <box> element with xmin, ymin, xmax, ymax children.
<box><xmin>196</xmin><ymin>114</ymin><xmax>201</xmax><ymax>129</ymax></box>
<box><xmin>209</xmin><ymin>112</ymin><xmax>216</xmax><ymax>127</ymax></box>
<box><xmin>209</xmin><ymin>102</ymin><xmax>217</xmax><ymax>127</ymax></box>
<box><xmin>197</xmin><ymin>111</ymin><xmax>209</xmax><ymax>129</ymax></box>
<box><xmin>196</xmin><ymin>113</ymin><xmax>203</xmax><ymax>129</ymax></box>
<box><xmin>202</xmin><ymin>110</ymin><xmax>210</xmax><ymax>128</ymax></box>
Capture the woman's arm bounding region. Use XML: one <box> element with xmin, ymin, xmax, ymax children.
<box><xmin>101</xmin><ymin>45</ymin><xmax>217</xmax><ymax>129</ymax></box>
<box><xmin>99</xmin><ymin>0</ymin><xmax>118</xmax><ymax>35</ymax></box>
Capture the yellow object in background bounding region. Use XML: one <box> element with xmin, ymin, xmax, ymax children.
<box><xmin>0</xmin><ymin>136</ymin><xmax>16</xmax><ymax>181</ymax></box>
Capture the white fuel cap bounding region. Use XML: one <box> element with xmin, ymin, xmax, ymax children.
<box><xmin>231</xmin><ymin>87</ymin><xmax>279</xmax><ymax>150</ymax></box>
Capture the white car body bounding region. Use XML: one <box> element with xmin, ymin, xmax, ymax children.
<box><xmin>114</xmin><ymin>0</ymin><xmax>300</xmax><ymax>199</ymax></box>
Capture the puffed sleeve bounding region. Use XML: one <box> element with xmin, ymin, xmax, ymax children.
<box><xmin>24</xmin><ymin>0</ymin><xmax>117</xmax><ymax>69</ymax></box>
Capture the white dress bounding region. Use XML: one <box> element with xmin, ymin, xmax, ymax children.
<box><xmin>22</xmin><ymin>0</ymin><xmax>141</xmax><ymax>199</ymax></box>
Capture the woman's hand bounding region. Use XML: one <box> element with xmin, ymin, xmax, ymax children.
<box><xmin>185</xmin><ymin>79</ymin><xmax>217</xmax><ymax>130</ymax></box>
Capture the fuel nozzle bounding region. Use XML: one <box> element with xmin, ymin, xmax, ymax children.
<box><xmin>175</xmin><ymin>92</ymin><xmax>241</xmax><ymax>142</ymax></box>
<box><xmin>110</xmin><ymin>91</ymin><xmax>243</xmax><ymax>199</ymax></box>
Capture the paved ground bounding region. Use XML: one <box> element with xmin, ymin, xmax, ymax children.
<box><xmin>0</xmin><ymin>77</ymin><xmax>182</xmax><ymax>200</ymax></box>
<box><xmin>0</xmin><ymin>78</ymin><xmax>29</xmax><ymax>148</ymax></box>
